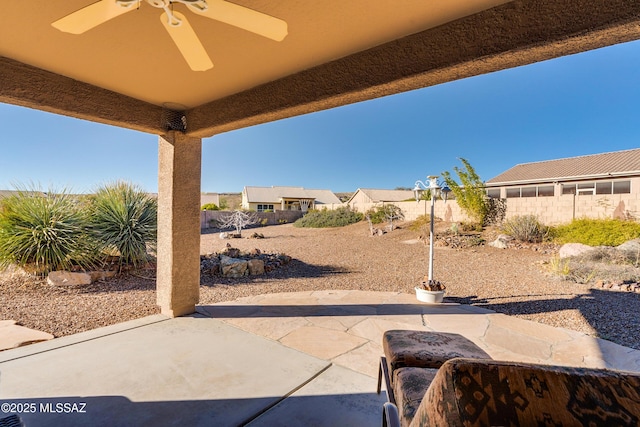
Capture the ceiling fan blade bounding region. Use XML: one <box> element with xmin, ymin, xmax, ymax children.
<box><xmin>52</xmin><ymin>0</ymin><xmax>136</xmax><ymax>34</ymax></box>
<box><xmin>161</xmin><ymin>11</ymin><xmax>213</xmax><ymax>71</ymax></box>
<box><xmin>187</xmin><ymin>0</ymin><xmax>287</xmax><ymax>42</ymax></box>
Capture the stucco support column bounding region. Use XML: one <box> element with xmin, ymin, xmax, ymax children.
<box><xmin>157</xmin><ymin>131</ymin><xmax>202</xmax><ymax>317</ymax></box>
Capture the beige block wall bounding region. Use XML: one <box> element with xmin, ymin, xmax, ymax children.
<box><xmin>349</xmin><ymin>200</ymin><xmax>472</xmax><ymax>223</ymax></box>
<box><xmin>504</xmin><ymin>193</ymin><xmax>640</xmax><ymax>225</ymax></box>
<box><xmin>317</xmin><ymin>184</ymin><xmax>640</xmax><ymax>227</ymax></box>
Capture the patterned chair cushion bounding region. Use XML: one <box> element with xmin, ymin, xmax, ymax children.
<box><xmin>383</xmin><ymin>330</ymin><xmax>491</xmax><ymax>379</ymax></box>
<box><xmin>410</xmin><ymin>358</ymin><xmax>640</xmax><ymax>427</ymax></box>
<box><xmin>393</xmin><ymin>367</ymin><xmax>439</xmax><ymax>427</ymax></box>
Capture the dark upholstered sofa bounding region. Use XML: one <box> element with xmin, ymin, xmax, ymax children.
<box><xmin>378</xmin><ymin>330</ymin><xmax>640</xmax><ymax>427</ymax></box>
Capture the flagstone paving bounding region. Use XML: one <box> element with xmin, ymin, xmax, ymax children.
<box><xmin>0</xmin><ymin>320</ymin><xmax>53</xmax><ymax>351</ymax></box>
<box><xmin>199</xmin><ymin>290</ymin><xmax>640</xmax><ymax>378</ymax></box>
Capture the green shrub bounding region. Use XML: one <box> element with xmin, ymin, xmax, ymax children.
<box><xmin>87</xmin><ymin>181</ymin><xmax>157</xmax><ymax>268</ymax></box>
<box><xmin>201</xmin><ymin>203</ymin><xmax>219</xmax><ymax>211</ymax></box>
<box><xmin>0</xmin><ymin>189</ymin><xmax>99</xmax><ymax>275</ymax></box>
<box><xmin>552</xmin><ymin>218</ymin><xmax>640</xmax><ymax>246</ymax></box>
<box><xmin>294</xmin><ymin>206</ymin><xmax>363</xmax><ymax>228</ymax></box>
<box><xmin>502</xmin><ymin>215</ymin><xmax>550</xmax><ymax>243</ymax></box>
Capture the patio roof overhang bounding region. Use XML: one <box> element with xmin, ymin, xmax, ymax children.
<box><xmin>3</xmin><ymin>0</ymin><xmax>640</xmax><ymax>139</ymax></box>
<box><xmin>2</xmin><ymin>0</ymin><xmax>640</xmax><ymax>316</ymax></box>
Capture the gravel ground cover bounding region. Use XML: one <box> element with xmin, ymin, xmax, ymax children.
<box><xmin>2</xmin><ymin>221</ymin><xmax>639</xmax><ymax>350</ymax></box>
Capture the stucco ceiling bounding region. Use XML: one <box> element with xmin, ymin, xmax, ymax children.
<box><xmin>2</xmin><ymin>0</ymin><xmax>640</xmax><ymax>138</ymax></box>
<box><xmin>1</xmin><ymin>0</ymin><xmax>509</xmax><ymax>108</ymax></box>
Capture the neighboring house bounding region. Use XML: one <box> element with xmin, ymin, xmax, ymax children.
<box><xmin>346</xmin><ymin>188</ymin><xmax>415</xmax><ymax>208</ymax></box>
<box><xmin>486</xmin><ymin>148</ymin><xmax>640</xmax><ymax>224</ymax></box>
<box><xmin>241</xmin><ymin>186</ymin><xmax>342</xmax><ymax>212</ymax></box>
<box><xmin>200</xmin><ymin>192</ymin><xmax>220</xmax><ymax>208</ymax></box>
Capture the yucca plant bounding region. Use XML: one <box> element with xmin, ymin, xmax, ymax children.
<box><xmin>87</xmin><ymin>181</ymin><xmax>157</xmax><ymax>269</ymax></box>
<box><xmin>0</xmin><ymin>188</ymin><xmax>98</xmax><ymax>275</ymax></box>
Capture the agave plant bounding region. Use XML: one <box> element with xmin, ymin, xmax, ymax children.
<box><xmin>0</xmin><ymin>188</ymin><xmax>99</xmax><ymax>275</ymax></box>
<box><xmin>88</xmin><ymin>181</ymin><xmax>157</xmax><ymax>268</ymax></box>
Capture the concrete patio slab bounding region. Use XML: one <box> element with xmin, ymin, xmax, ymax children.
<box><xmin>0</xmin><ymin>315</ymin><xmax>329</xmax><ymax>427</ymax></box>
<box><xmin>2</xmin><ymin>289</ymin><xmax>640</xmax><ymax>426</ymax></box>
<box><xmin>247</xmin><ymin>365</ymin><xmax>386</xmax><ymax>427</ymax></box>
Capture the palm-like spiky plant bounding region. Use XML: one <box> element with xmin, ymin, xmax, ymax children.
<box><xmin>0</xmin><ymin>188</ymin><xmax>98</xmax><ymax>275</ymax></box>
<box><xmin>88</xmin><ymin>181</ymin><xmax>157</xmax><ymax>268</ymax></box>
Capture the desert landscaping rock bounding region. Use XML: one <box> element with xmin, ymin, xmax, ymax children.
<box><xmin>47</xmin><ymin>271</ymin><xmax>92</xmax><ymax>286</ymax></box>
<box><xmin>617</xmin><ymin>238</ymin><xmax>640</xmax><ymax>253</ymax></box>
<box><xmin>489</xmin><ymin>234</ymin><xmax>511</xmax><ymax>249</ymax></box>
<box><xmin>248</xmin><ymin>259</ymin><xmax>265</xmax><ymax>275</ymax></box>
<box><xmin>559</xmin><ymin>243</ymin><xmax>595</xmax><ymax>258</ymax></box>
<box><xmin>220</xmin><ymin>256</ymin><xmax>248</xmax><ymax>278</ymax></box>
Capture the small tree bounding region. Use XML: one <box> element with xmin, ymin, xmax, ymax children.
<box><xmin>219</xmin><ymin>210</ymin><xmax>258</xmax><ymax>236</ymax></box>
<box><xmin>441</xmin><ymin>158</ymin><xmax>489</xmax><ymax>228</ymax></box>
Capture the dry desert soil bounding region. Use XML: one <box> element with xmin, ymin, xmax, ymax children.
<box><xmin>1</xmin><ymin>221</ymin><xmax>640</xmax><ymax>350</ymax></box>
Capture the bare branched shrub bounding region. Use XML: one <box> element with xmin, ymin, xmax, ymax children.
<box><xmin>219</xmin><ymin>210</ymin><xmax>258</xmax><ymax>236</ymax></box>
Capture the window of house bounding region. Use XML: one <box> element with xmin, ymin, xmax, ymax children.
<box><xmin>506</xmin><ymin>188</ymin><xmax>520</xmax><ymax>198</ymax></box>
<box><xmin>257</xmin><ymin>204</ymin><xmax>274</xmax><ymax>212</ymax></box>
<box><xmin>537</xmin><ymin>186</ymin><xmax>554</xmax><ymax>197</ymax></box>
<box><xmin>595</xmin><ymin>182</ymin><xmax>612</xmax><ymax>194</ymax></box>
<box><xmin>562</xmin><ymin>184</ymin><xmax>576</xmax><ymax>195</ymax></box>
<box><xmin>613</xmin><ymin>180</ymin><xmax>631</xmax><ymax>194</ymax></box>
<box><xmin>486</xmin><ymin>189</ymin><xmax>501</xmax><ymax>198</ymax></box>
<box><xmin>577</xmin><ymin>183</ymin><xmax>595</xmax><ymax>195</ymax></box>
<box><xmin>505</xmin><ymin>185</ymin><xmax>555</xmax><ymax>198</ymax></box>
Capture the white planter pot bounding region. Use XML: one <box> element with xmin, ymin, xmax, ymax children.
<box><xmin>415</xmin><ymin>287</ymin><xmax>445</xmax><ymax>303</ymax></box>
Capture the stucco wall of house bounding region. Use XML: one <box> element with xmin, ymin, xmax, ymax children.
<box><xmin>347</xmin><ymin>191</ymin><xmax>373</xmax><ymax>208</ymax></box>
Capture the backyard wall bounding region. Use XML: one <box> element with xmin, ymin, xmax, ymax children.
<box><xmin>202</xmin><ymin>192</ymin><xmax>640</xmax><ymax>231</ymax></box>
<box><xmin>200</xmin><ymin>210</ymin><xmax>304</xmax><ymax>230</ymax></box>
<box><xmin>337</xmin><ymin>194</ymin><xmax>640</xmax><ymax>226</ymax></box>
<box><xmin>503</xmin><ymin>193</ymin><xmax>640</xmax><ymax>225</ymax></box>
<box><xmin>350</xmin><ymin>200</ymin><xmax>472</xmax><ymax>223</ymax></box>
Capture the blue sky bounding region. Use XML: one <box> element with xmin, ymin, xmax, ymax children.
<box><xmin>1</xmin><ymin>40</ymin><xmax>639</xmax><ymax>194</ymax></box>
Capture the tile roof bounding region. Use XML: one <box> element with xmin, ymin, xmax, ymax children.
<box><xmin>243</xmin><ymin>186</ymin><xmax>341</xmax><ymax>205</ymax></box>
<box><xmin>486</xmin><ymin>148</ymin><xmax>640</xmax><ymax>185</ymax></box>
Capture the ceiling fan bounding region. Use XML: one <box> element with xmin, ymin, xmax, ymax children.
<box><xmin>51</xmin><ymin>0</ymin><xmax>288</xmax><ymax>71</ymax></box>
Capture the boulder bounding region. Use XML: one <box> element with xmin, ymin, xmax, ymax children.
<box><xmin>617</xmin><ymin>238</ymin><xmax>640</xmax><ymax>253</ymax></box>
<box><xmin>219</xmin><ymin>232</ymin><xmax>229</xmax><ymax>239</ymax></box>
<box><xmin>489</xmin><ymin>234</ymin><xmax>511</xmax><ymax>249</ymax></box>
<box><xmin>47</xmin><ymin>271</ymin><xmax>91</xmax><ymax>286</ymax></box>
<box><xmin>559</xmin><ymin>243</ymin><xmax>594</xmax><ymax>258</ymax></box>
<box><xmin>247</xmin><ymin>259</ymin><xmax>265</xmax><ymax>275</ymax></box>
<box><xmin>220</xmin><ymin>255</ymin><xmax>248</xmax><ymax>278</ymax></box>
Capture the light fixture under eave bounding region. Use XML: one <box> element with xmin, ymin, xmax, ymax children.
<box><xmin>51</xmin><ymin>0</ymin><xmax>288</xmax><ymax>72</ymax></box>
